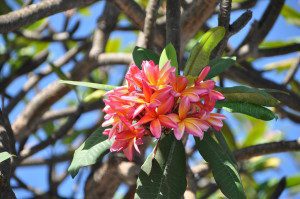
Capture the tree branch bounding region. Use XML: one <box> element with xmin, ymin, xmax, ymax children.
<box><xmin>0</xmin><ymin>0</ymin><xmax>97</xmax><ymax>33</ymax></box>
<box><xmin>234</xmin><ymin>139</ymin><xmax>300</xmax><ymax>161</ymax></box>
<box><xmin>143</xmin><ymin>0</ymin><xmax>160</xmax><ymax>49</ymax></box>
<box><xmin>166</xmin><ymin>0</ymin><xmax>181</xmax><ymax>65</ymax></box>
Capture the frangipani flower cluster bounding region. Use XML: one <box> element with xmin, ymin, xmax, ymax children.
<box><xmin>102</xmin><ymin>60</ymin><xmax>226</xmax><ymax>160</ymax></box>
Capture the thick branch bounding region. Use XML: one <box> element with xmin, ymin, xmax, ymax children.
<box><xmin>166</xmin><ymin>0</ymin><xmax>181</xmax><ymax>64</ymax></box>
<box><xmin>0</xmin><ymin>0</ymin><xmax>97</xmax><ymax>33</ymax></box>
<box><xmin>143</xmin><ymin>0</ymin><xmax>160</xmax><ymax>49</ymax></box>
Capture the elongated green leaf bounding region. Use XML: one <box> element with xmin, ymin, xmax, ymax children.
<box><xmin>184</xmin><ymin>27</ymin><xmax>225</xmax><ymax>76</ymax></box>
<box><xmin>217</xmin><ymin>86</ymin><xmax>279</xmax><ymax>107</ymax></box>
<box><xmin>83</xmin><ymin>90</ymin><xmax>106</xmax><ymax>103</ymax></box>
<box><xmin>195</xmin><ymin>134</ymin><xmax>246</xmax><ymax>199</ymax></box>
<box><xmin>0</xmin><ymin>151</ymin><xmax>15</xmax><ymax>163</ymax></box>
<box><xmin>221</xmin><ymin>122</ymin><xmax>237</xmax><ymax>150</ymax></box>
<box><xmin>214</xmin><ymin>132</ymin><xmax>237</xmax><ymax>165</ymax></box>
<box><xmin>206</xmin><ymin>57</ymin><xmax>236</xmax><ymax>79</ymax></box>
<box><xmin>281</xmin><ymin>5</ymin><xmax>300</xmax><ymax>26</ymax></box>
<box><xmin>68</xmin><ymin>129</ymin><xmax>113</xmax><ymax>178</ymax></box>
<box><xmin>59</xmin><ymin>80</ymin><xmax>116</xmax><ymax>91</ymax></box>
<box><xmin>135</xmin><ymin>134</ymin><xmax>186</xmax><ymax>199</ymax></box>
<box><xmin>242</xmin><ymin>118</ymin><xmax>267</xmax><ymax>147</ymax></box>
<box><xmin>216</xmin><ymin>101</ymin><xmax>277</xmax><ymax>121</ymax></box>
<box><xmin>132</xmin><ymin>46</ymin><xmax>159</xmax><ymax>68</ymax></box>
<box><xmin>259</xmin><ymin>39</ymin><xmax>300</xmax><ymax>49</ymax></box>
<box><xmin>50</xmin><ymin>62</ymin><xmax>69</xmax><ymax>80</ymax></box>
<box><xmin>159</xmin><ymin>43</ymin><xmax>178</xmax><ymax>74</ymax></box>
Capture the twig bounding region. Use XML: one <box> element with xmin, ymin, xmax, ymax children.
<box><xmin>19</xmin><ymin>106</ymin><xmax>82</xmax><ymax>160</ymax></box>
<box><xmin>270</xmin><ymin>177</ymin><xmax>286</xmax><ymax>199</ymax></box>
<box><xmin>90</xmin><ymin>1</ymin><xmax>120</xmax><ymax>57</ymax></box>
<box><xmin>236</xmin><ymin>0</ymin><xmax>285</xmax><ymax>58</ymax></box>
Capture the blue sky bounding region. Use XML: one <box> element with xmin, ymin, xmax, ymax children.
<box><xmin>1</xmin><ymin>0</ymin><xmax>299</xmax><ymax>198</ymax></box>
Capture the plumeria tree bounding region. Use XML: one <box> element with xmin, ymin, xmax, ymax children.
<box><xmin>0</xmin><ymin>0</ymin><xmax>300</xmax><ymax>198</ymax></box>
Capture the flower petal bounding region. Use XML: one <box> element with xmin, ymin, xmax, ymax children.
<box><xmin>158</xmin><ymin>115</ymin><xmax>177</xmax><ymax>128</ymax></box>
<box><xmin>179</xmin><ymin>96</ymin><xmax>190</xmax><ymax>119</ymax></box>
<box><xmin>132</xmin><ymin>104</ymin><xmax>146</xmax><ymax>118</ymax></box>
<box><xmin>197</xmin><ymin>66</ymin><xmax>210</xmax><ymax>82</ymax></box>
<box><xmin>150</xmin><ymin>119</ymin><xmax>162</xmax><ymax>138</ymax></box>
<box><xmin>166</xmin><ymin>113</ymin><xmax>180</xmax><ymax>123</ymax></box>
<box><xmin>174</xmin><ymin>122</ymin><xmax>185</xmax><ymax>140</ymax></box>
<box><xmin>123</xmin><ymin>142</ymin><xmax>134</xmax><ymax>161</ymax></box>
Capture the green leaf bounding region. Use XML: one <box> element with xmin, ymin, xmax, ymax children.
<box><xmin>105</xmin><ymin>38</ymin><xmax>121</xmax><ymax>53</ymax></box>
<box><xmin>214</xmin><ymin>132</ymin><xmax>237</xmax><ymax>165</ymax></box>
<box><xmin>263</xmin><ymin>57</ymin><xmax>298</xmax><ymax>73</ymax></box>
<box><xmin>135</xmin><ymin>134</ymin><xmax>186</xmax><ymax>199</ymax></box>
<box><xmin>132</xmin><ymin>46</ymin><xmax>159</xmax><ymax>69</ymax></box>
<box><xmin>259</xmin><ymin>39</ymin><xmax>300</xmax><ymax>49</ymax></box>
<box><xmin>59</xmin><ymin>80</ymin><xmax>116</xmax><ymax>90</ymax></box>
<box><xmin>206</xmin><ymin>57</ymin><xmax>236</xmax><ymax>79</ymax></box>
<box><xmin>78</xmin><ymin>7</ymin><xmax>91</xmax><ymax>16</ymax></box>
<box><xmin>194</xmin><ymin>134</ymin><xmax>246</xmax><ymax>199</ymax></box>
<box><xmin>245</xmin><ymin>157</ymin><xmax>280</xmax><ymax>173</ymax></box>
<box><xmin>281</xmin><ymin>5</ymin><xmax>300</xmax><ymax>26</ymax></box>
<box><xmin>68</xmin><ymin>129</ymin><xmax>113</xmax><ymax>178</ymax></box>
<box><xmin>0</xmin><ymin>151</ymin><xmax>15</xmax><ymax>163</ymax></box>
<box><xmin>42</xmin><ymin>121</ymin><xmax>55</xmax><ymax>136</ymax></box>
<box><xmin>184</xmin><ymin>27</ymin><xmax>225</xmax><ymax>76</ymax></box>
<box><xmin>217</xmin><ymin>86</ymin><xmax>279</xmax><ymax>107</ymax></box>
<box><xmin>242</xmin><ymin>118</ymin><xmax>267</xmax><ymax>147</ymax></box>
<box><xmin>50</xmin><ymin>63</ymin><xmax>69</xmax><ymax>80</ymax></box>
<box><xmin>216</xmin><ymin>101</ymin><xmax>277</xmax><ymax>121</ymax></box>
<box><xmin>83</xmin><ymin>90</ymin><xmax>106</xmax><ymax>103</ymax></box>
<box><xmin>159</xmin><ymin>43</ymin><xmax>178</xmax><ymax>74</ymax></box>
<box><xmin>286</xmin><ymin>175</ymin><xmax>300</xmax><ymax>188</ymax></box>
<box><xmin>221</xmin><ymin>122</ymin><xmax>237</xmax><ymax>150</ymax></box>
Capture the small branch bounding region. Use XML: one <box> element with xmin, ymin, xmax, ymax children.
<box><xmin>234</xmin><ymin>140</ymin><xmax>300</xmax><ymax>161</ymax></box>
<box><xmin>90</xmin><ymin>1</ymin><xmax>120</xmax><ymax>57</ymax></box>
<box><xmin>143</xmin><ymin>0</ymin><xmax>160</xmax><ymax>49</ymax></box>
<box><xmin>112</xmin><ymin>0</ymin><xmax>145</xmax><ymax>30</ymax></box>
<box><xmin>212</xmin><ymin>0</ymin><xmax>232</xmax><ymax>58</ymax></box>
<box><xmin>0</xmin><ymin>50</ymin><xmax>49</xmax><ymax>93</ymax></box>
<box><xmin>20</xmin><ymin>150</ymin><xmax>74</xmax><ymax>167</ymax></box>
<box><xmin>166</xmin><ymin>0</ymin><xmax>181</xmax><ymax>65</ymax></box>
<box><xmin>218</xmin><ymin>0</ymin><xmax>232</xmax><ymax>29</ymax></box>
<box><xmin>0</xmin><ymin>0</ymin><xmax>97</xmax><ymax>33</ymax></box>
<box><xmin>236</xmin><ymin>0</ymin><xmax>285</xmax><ymax>56</ymax></box>
<box><xmin>19</xmin><ymin>106</ymin><xmax>82</xmax><ymax>160</ymax></box>
<box><xmin>13</xmin><ymin>175</ymin><xmax>42</xmax><ymax>195</ymax></box>
<box><xmin>229</xmin><ymin>10</ymin><xmax>252</xmax><ymax>37</ymax></box>
<box><xmin>180</xmin><ymin>0</ymin><xmax>217</xmax><ymax>46</ymax></box>
<box><xmin>283</xmin><ymin>57</ymin><xmax>300</xmax><ymax>85</ymax></box>
<box><xmin>270</xmin><ymin>177</ymin><xmax>286</xmax><ymax>199</ymax></box>
<box><xmin>5</xmin><ymin>43</ymin><xmax>87</xmax><ymax>113</ymax></box>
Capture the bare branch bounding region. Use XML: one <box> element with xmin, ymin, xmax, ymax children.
<box><xmin>19</xmin><ymin>106</ymin><xmax>82</xmax><ymax>160</ymax></box>
<box><xmin>90</xmin><ymin>1</ymin><xmax>120</xmax><ymax>57</ymax></box>
<box><xmin>166</xmin><ymin>0</ymin><xmax>181</xmax><ymax>64</ymax></box>
<box><xmin>181</xmin><ymin>0</ymin><xmax>217</xmax><ymax>46</ymax></box>
<box><xmin>143</xmin><ymin>0</ymin><xmax>160</xmax><ymax>49</ymax></box>
<box><xmin>0</xmin><ymin>0</ymin><xmax>98</xmax><ymax>33</ymax></box>
<box><xmin>234</xmin><ymin>139</ymin><xmax>300</xmax><ymax>161</ymax></box>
